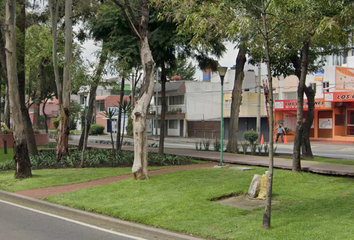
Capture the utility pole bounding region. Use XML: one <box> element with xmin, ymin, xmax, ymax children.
<box><xmin>257</xmin><ymin>62</ymin><xmax>261</xmax><ymax>138</ymax></box>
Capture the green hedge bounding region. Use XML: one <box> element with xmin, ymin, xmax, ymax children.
<box><xmin>89</xmin><ymin>124</ymin><xmax>105</xmax><ymax>135</ymax></box>
<box><xmin>244</xmin><ymin>130</ymin><xmax>259</xmax><ymax>144</ymax></box>
<box><xmin>52</xmin><ymin>118</ymin><xmax>60</xmax><ymax>129</ymax></box>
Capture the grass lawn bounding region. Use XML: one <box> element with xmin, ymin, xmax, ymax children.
<box><xmin>0</xmin><ymin>150</ymin><xmax>14</xmax><ymax>163</ymax></box>
<box><xmin>45</xmin><ymin>167</ymin><xmax>354</xmax><ymax>240</ymax></box>
<box><xmin>307</xmin><ymin>156</ymin><xmax>354</xmax><ymax>165</ymax></box>
<box><xmin>0</xmin><ymin>168</ymin><xmax>132</xmax><ymax>192</ymax></box>
<box><xmin>0</xmin><ymin>164</ymin><xmax>205</xmax><ymax>192</ymax></box>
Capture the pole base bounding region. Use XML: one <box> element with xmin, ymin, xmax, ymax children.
<box><xmin>214</xmin><ymin>164</ymin><xmax>228</xmax><ymax>168</ymax></box>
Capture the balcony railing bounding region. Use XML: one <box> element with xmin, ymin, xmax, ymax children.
<box><xmin>148</xmin><ymin>105</ymin><xmax>185</xmax><ymax>115</ymax></box>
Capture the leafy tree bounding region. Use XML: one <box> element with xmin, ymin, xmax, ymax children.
<box><xmin>152</xmin><ymin>0</ymin><xmax>250</xmax><ymax>154</ymax></box>
<box><xmin>108</xmin><ymin>0</ymin><xmax>156</xmax><ymax>180</ymax></box>
<box><xmin>268</xmin><ymin>0</ymin><xmax>354</xmax><ymax>171</ymax></box>
<box><xmin>168</xmin><ymin>57</ymin><xmax>196</xmax><ymax>81</ymax></box>
<box><xmin>69</xmin><ymin>100</ymin><xmax>81</xmax><ymax>130</ymax></box>
<box><xmin>25</xmin><ymin>24</ymin><xmax>53</xmax><ymax>131</ymax></box>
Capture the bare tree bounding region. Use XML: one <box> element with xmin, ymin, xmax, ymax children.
<box><xmin>260</xmin><ymin>0</ymin><xmax>275</xmax><ymax>229</ymax></box>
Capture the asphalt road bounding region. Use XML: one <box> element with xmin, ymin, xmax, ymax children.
<box><xmin>0</xmin><ymin>191</ymin><xmax>203</xmax><ymax>240</ymax></box>
<box><xmin>71</xmin><ymin>135</ymin><xmax>354</xmax><ymax>160</ymax></box>
<box><xmin>0</xmin><ymin>200</ymin><xmax>145</xmax><ymax>240</ymax></box>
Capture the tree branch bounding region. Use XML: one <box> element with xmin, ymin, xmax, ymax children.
<box><xmin>110</xmin><ymin>0</ymin><xmax>142</xmax><ymax>40</ymax></box>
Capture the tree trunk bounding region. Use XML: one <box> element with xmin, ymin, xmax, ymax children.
<box><xmin>42</xmin><ymin>97</ymin><xmax>50</xmax><ymax>133</ymax></box>
<box><xmin>78</xmin><ymin>44</ymin><xmax>108</xmax><ymax>151</ymax></box>
<box><xmin>17</xmin><ymin>0</ymin><xmax>38</xmax><ymax>156</ymax></box>
<box><xmin>0</xmin><ymin>24</ymin><xmax>7</xmax><ymax>83</ymax></box>
<box><xmin>113</xmin><ymin>0</ymin><xmax>155</xmax><ymax>180</ymax></box>
<box><xmin>56</xmin><ymin>0</ymin><xmax>72</xmax><ymax>160</ymax></box>
<box><xmin>33</xmin><ymin>57</ymin><xmax>46</xmax><ymax>130</ymax></box>
<box><xmin>290</xmin><ymin>50</ymin><xmax>314</xmax><ymax>161</ymax></box>
<box><xmin>120</xmin><ymin>111</ymin><xmax>126</xmax><ymax>147</ymax></box>
<box><xmin>261</xmin><ymin>0</ymin><xmax>274</xmax><ymax>229</ymax></box>
<box><xmin>49</xmin><ymin>0</ymin><xmax>62</xmax><ymax>105</ymax></box>
<box><xmin>4</xmin><ymin>86</ymin><xmax>10</xmax><ymax>127</ymax></box>
<box><xmin>292</xmin><ymin>40</ymin><xmax>310</xmax><ymax>172</ymax></box>
<box><xmin>5</xmin><ymin>0</ymin><xmax>32</xmax><ymax>178</ymax></box>
<box><xmin>158</xmin><ymin>62</ymin><xmax>167</xmax><ymax>155</ymax></box>
<box><xmin>116</xmin><ymin>77</ymin><xmax>125</xmax><ymax>152</ymax></box>
<box><xmin>227</xmin><ymin>42</ymin><xmax>247</xmax><ymax>153</ymax></box>
<box><xmin>301</xmin><ymin>87</ymin><xmax>314</xmax><ymax>159</ymax></box>
<box><xmin>132</xmin><ymin>37</ymin><xmax>155</xmax><ymax>180</ymax></box>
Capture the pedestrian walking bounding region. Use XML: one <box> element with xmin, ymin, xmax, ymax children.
<box><xmin>275</xmin><ymin>123</ymin><xmax>285</xmax><ymax>143</ymax></box>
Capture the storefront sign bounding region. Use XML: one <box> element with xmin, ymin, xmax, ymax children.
<box><xmin>315</xmin><ymin>69</ymin><xmax>324</xmax><ymax>81</ymax></box>
<box><xmin>335</xmin><ymin>67</ymin><xmax>354</xmax><ymax>90</ymax></box>
<box><xmin>274</xmin><ymin>99</ymin><xmax>330</xmax><ymax>110</ymax></box>
<box><xmin>324</xmin><ymin>92</ymin><xmax>354</xmax><ymax>102</ymax></box>
<box><xmin>319</xmin><ymin>118</ymin><xmax>332</xmax><ymax>129</ymax></box>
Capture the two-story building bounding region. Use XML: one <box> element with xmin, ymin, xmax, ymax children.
<box><xmin>148</xmin><ymin>68</ymin><xmax>269</xmax><ymax>141</ymax></box>
<box><xmin>77</xmin><ymin>77</ymin><xmax>133</xmax><ymax>133</ymax></box>
<box><xmin>274</xmin><ymin>64</ymin><xmax>354</xmax><ymax>142</ymax></box>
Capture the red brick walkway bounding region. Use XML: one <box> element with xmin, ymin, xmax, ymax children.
<box><xmin>16</xmin><ymin>162</ymin><xmax>216</xmax><ymax>200</ymax></box>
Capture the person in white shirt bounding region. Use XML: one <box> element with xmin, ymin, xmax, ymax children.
<box><xmin>275</xmin><ymin>123</ymin><xmax>285</xmax><ymax>143</ymax></box>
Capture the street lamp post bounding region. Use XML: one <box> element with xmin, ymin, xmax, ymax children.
<box><xmin>217</xmin><ymin>66</ymin><xmax>228</xmax><ymax>166</ymax></box>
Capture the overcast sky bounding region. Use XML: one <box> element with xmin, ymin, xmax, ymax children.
<box><xmin>80</xmin><ymin>40</ymin><xmax>263</xmax><ymax>80</ymax></box>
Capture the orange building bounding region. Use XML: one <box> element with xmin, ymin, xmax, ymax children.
<box><xmin>274</xmin><ymin>66</ymin><xmax>354</xmax><ymax>142</ymax></box>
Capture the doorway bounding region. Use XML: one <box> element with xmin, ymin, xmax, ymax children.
<box><xmin>347</xmin><ymin>109</ymin><xmax>354</xmax><ymax>135</ymax></box>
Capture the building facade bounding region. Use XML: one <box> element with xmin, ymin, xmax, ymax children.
<box><xmin>148</xmin><ymin>68</ymin><xmax>269</xmax><ymax>141</ymax></box>
<box><xmin>274</xmin><ymin>66</ymin><xmax>354</xmax><ymax>142</ymax></box>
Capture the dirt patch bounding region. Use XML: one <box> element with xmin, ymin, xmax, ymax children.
<box><xmin>215</xmin><ymin>194</ymin><xmax>280</xmax><ymax>210</ymax></box>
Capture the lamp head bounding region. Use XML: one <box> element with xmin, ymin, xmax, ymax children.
<box><xmin>217</xmin><ymin>66</ymin><xmax>228</xmax><ymax>77</ymax></box>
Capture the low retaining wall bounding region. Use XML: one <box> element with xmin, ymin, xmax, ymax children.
<box><xmin>0</xmin><ymin>134</ymin><xmax>49</xmax><ymax>148</ymax></box>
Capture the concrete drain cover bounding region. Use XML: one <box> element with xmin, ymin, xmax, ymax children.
<box><xmin>229</xmin><ymin>167</ymin><xmax>254</xmax><ymax>171</ymax></box>
<box><xmin>216</xmin><ymin>194</ymin><xmax>279</xmax><ymax>210</ymax></box>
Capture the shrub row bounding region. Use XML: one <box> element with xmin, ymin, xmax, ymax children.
<box><xmin>0</xmin><ymin>149</ymin><xmax>194</xmax><ymax>170</ymax></box>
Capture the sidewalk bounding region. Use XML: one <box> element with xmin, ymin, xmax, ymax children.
<box><xmin>14</xmin><ymin>138</ymin><xmax>354</xmax><ymax>200</ymax></box>
<box><xmin>81</xmin><ymin>138</ymin><xmax>354</xmax><ymax>177</ymax></box>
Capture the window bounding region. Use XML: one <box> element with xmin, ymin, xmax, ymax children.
<box><xmin>323</xmin><ymin>82</ymin><xmax>329</xmax><ymax>92</ymax></box>
<box><xmin>169</xmin><ymin>95</ymin><xmax>184</xmax><ymax>105</ymax></box>
<box><xmin>273</xmin><ymin>93</ymin><xmax>279</xmax><ymax>101</ymax></box>
<box><xmin>169</xmin><ymin>120</ymin><xmax>178</xmax><ymax>129</ymax></box>
<box><xmin>80</xmin><ymin>95</ymin><xmax>85</xmax><ymax>104</ymax></box>
<box><xmin>283</xmin><ymin>92</ymin><xmax>297</xmax><ymax>100</ymax></box>
<box><xmin>225</xmin><ymin>100</ymin><xmax>232</xmax><ymax>111</ymax></box>
<box><xmin>96</xmin><ymin>100</ymin><xmax>105</xmax><ymax>112</ymax></box>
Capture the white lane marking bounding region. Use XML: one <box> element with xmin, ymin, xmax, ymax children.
<box><xmin>0</xmin><ymin>199</ymin><xmax>147</xmax><ymax>240</ymax></box>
